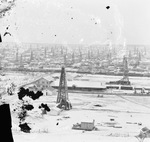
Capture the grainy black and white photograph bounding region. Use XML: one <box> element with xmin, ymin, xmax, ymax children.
<box><xmin>0</xmin><ymin>0</ymin><xmax>150</xmax><ymax>142</ymax></box>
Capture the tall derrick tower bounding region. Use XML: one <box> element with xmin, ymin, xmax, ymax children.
<box><xmin>64</xmin><ymin>54</ymin><xmax>67</xmax><ymax>67</ymax></box>
<box><xmin>44</xmin><ymin>47</ymin><xmax>47</xmax><ymax>58</ymax></box>
<box><xmin>72</xmin><ymin>51</ymin><xmax>75</xmax><ymax>64</ymax></box>
<box><xmin>79</xmin><ymin>48</ymin><xmax>82</xmax><ymax>62</ymax></box>
<box><xmin>16</xmin><ymin>48</ymin><xmax>19</xmax><ymax>62</ymax></box>
<box><xmin>107</xmin><ymin>56</ymin><xmax>130</xmax><ymax>85</ymax></box>
<box><xmin>19</xmin><ymin>54</ymin><xmax>24</xmax><ymax>68</ymax></box>
<box><xmin>56</xmin><ymin>66</ymin><xmax>72</xmax><ymax>110</ymax></box>
<box><xmin>30</xmin><ymin>50</ymin><xmax>33</xmax><ymax>61</ymax></box>
<box><xmin>120</xmin><ymin>56</ymin><xmax>130</xmax><ymax>84</ymax></box>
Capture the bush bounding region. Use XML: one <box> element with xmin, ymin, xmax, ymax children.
<box><xmin>24</xmin><ymin>104</ymin><xmax>34</xmax><ymax>111</ymax></box>
<box><xmin>39</xmin><ymin>103</ymin><xmax>50</xmax><ymax>112</ymax></box>
<box><xmin>19</xmin><ymin>123</ymin><xmax>31</xmax><ymax>133</ymax></box>
<box><xmin>18</xmin><ymin>87</ymin><xmax>43</xmax><ymax>100</ymax></box>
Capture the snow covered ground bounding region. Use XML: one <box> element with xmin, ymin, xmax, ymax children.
<box><xmin>1</xmin><ymin>72</ymin><xmax>150</xmax><ymax>142</ymax></box>
<box><xmin>4</xmin><ymin>93</ymin><xmax>150</xmax><ymax>142</ymax></box>
<box><xmin>75</xmin><ymin>73</ymin><xmax>150</xmax><ymax>88</ymax></box>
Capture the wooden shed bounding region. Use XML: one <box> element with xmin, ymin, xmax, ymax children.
<box><xmin>72</xmin><ymin>120</ymin><xmax>95</xmax><ymax>131</ymax></box>
<box><xmin>81</xmin><ymin>121</ymin><xmax>95</xmax><ymax>131</ymax></box>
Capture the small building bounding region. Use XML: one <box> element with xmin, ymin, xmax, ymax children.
<box><xmin>20</xmin><ymin>76</ymin><xmax>55</xmax><ymax>95</ymax></box>
<box><xmin>21</xmin><ymin>76</ymin><xmax>53</xmax><ymax>90</ymax></box>
<box><xmin>81</xmin><ymin>121</ymin><xmax>95</xmax><ymax>131</ymax></box>
<box><xmin>136</xmin><ymin>127</ymin><xmax>150</xmax><ymax>142</ymax></box>
<box><xmin>72</xmin><ymin>120</ymin><xmax>95</xmax><ymax>131</ymax></box>
<box><xmin>52</xmin><ymin>80</ymin><xmax>106</xmax><ymax>92</ymax></box>
<box><xmin>33</xmin><ymin>76</ymin><xmax>53</xmax><ymax>90</ymax></box>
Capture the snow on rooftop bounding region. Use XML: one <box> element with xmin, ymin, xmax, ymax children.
<box><xmin>42</xmin><ymin>76</ymin><xmax>53</xmax><ymax>81</ymax></box>
<box><xmin>53</xmin><ymin>80</ymin><xmax>106</xmax><ymax>88</ymax></box>
<box><xmin>20</xmin><ymin>75</ymin><xmax>54</xmax><ymax>87</ymax></box>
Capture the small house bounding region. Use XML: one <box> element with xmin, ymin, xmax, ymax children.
<box><xmin>72</xmin><ymin>120</ymin><xmax>95</xmax><ymax>131</ymax></box>
<box><xmin>21</xmin><ymin>76</ymin><xmax>54</xmax><ymax>91</ymax></box>
<box><xmin>20</xmin><ymin>76</ymin><xmax>55</xmax><ymax>95</ymax></box>
<box><xmin>80</xmin><ymin>120</ymin><xmax>95</xmax><ymax>131</ymax></box>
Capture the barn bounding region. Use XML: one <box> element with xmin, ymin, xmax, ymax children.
<box><xmin>20</xmin><ymin>76</ymin><xmax>56</xmax><ymax>95</ymax></box>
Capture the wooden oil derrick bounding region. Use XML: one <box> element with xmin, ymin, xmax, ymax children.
<box><xmin>107</xmin><ymin>56</ymin><xmax>130</xmax><ymax>85</ymax></box>
<box><xmin>97</xmin><ymin>49</ymin><xmax>100</xmax><ymax>59</ymax></box>
<box><xmin>51</xmin><ymin>46</ymin><xmax>55</xmax><ymax>56</ymax></box>
<box><xmin>44</xmin><ymin>47</ymin><xmax>47</xmax><ymax>58</ymax></box>
<box><xmin>30</xmin><ymin>50</ymin><xmax>33</xmax><ymax>61</ymax></box>
<box><xmin>16</xmin><ymin>48</ymin><xmax>18</xmax><ymax>61</ymax></box>
<box><xmin>61</xmin><ymin>46</ymin><xmax>63</xmax><ymax>55</ymax></box>
<box><xmin>107</xmin><ymin>50</ymin><xmax>112</xmax><ymax>65</ymax></box>
<box><xmin>88</xmin><ymin>50</ymin><xmax>91</xmax><ymax>60</ymax></box>
<box><xmin>19</xmin><ymin>54</ymin><xmax>24</xmax><ymax>68</ymax></box>
<box><xmin>123</xmin><ymin>56</ymin><xmax>128</xmax><ymax>77</ymax></box>
<box><xmin>72</xmin><ymin>51</ymin><xmax>75</xmax><ymax>64</ymax></box>
<box><xmin>64</xmin><ymin>54</ymin><xmax>67</xmax><ymax>67</ymax></box>
<box><xmin>79</xmin><ymin>48</ymin><xmax>82</xmax><ymax>62</ymax></box>
<box><xmin>128</xmin><ymin>50</ymin><xmax>132</xmax><ymax>60</ymax></box>
<box><xmin>119</xmin><ymin>56</ymin><xmax>130</xmax><ymax>85</ymax></box>
<box><xmin>56</xmin><ymin>66</ymin><xmax>72</xmax><ymax>110</ymax></box>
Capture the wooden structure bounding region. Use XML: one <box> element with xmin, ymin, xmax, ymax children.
<box><xmin>56</xmin><ymin>66</ymin><xmax>72</xmax><ymax>110</ymax></box>
<box><xmin>72</xmin><ymin>120</ymin><xmax>95</xmax><ymax>131</ymax></box>
<box><xmin>135</xmin><ymin>127</ymin><xmax>150</xmax><ymax>142</ymax></box>
<box><xmin>119</xmin><ymin>56</ymin><xmax>130</xmax><ymax>85</ymax></box>
<box><xmin>20</xmin><ymin>76</ymin><xmax>53</xmax><ymax>91</ymax></box>
<box><xmin>52</xmin><ymin>80</ymin><xmax>106</xmax><ymax>92</ymax></box>
<box><xmin>107</xmin><ymin>56</ymin><xmax>131</xmax><ymax>85</ymax></box>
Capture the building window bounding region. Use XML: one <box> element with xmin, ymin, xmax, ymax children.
<box><xmin>41</xmin><ymin>81</ymin><xmax>45</xmax><ymax>84</ymax></box>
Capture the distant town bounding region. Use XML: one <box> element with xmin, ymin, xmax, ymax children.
<box><xmin>0</xmin><ymin>42</ymin><xmax>150</xmax><ymax>77</ymax></box>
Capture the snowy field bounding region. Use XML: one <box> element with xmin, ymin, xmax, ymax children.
<box><xmin>1</xmin><ymin>72</ymin><xmax>150</xmax><ymax>142</ymax></box>
<box><xmin>75</xmin><ymin>74</ymin><xmax>150</xmax><ymax>88</ymax></box>
<box><xmin>53</xmin><ymin>72</ymin><xmax>150</xmax><ymax>88</ymax></box>
<box><xmin>9</xmin><ymin>93</ymin><xmax>150</xmax><ymax>142</ymax></box>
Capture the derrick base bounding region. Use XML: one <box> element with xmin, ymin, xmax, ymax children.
<box><xmin>57</xmin><ymin>99</ymin><xmax>72</xmax><ymax>110</ymax></box>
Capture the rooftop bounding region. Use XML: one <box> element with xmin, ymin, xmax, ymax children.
<box><xmin>52</xmin><ymin>80</ymin><xmax>106</xmax><ymax>88</ymax></box>
<box><xmin>20</xmin><ymin>75</ymin><xmax>54</xmax><ymax>88</ymax></box>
